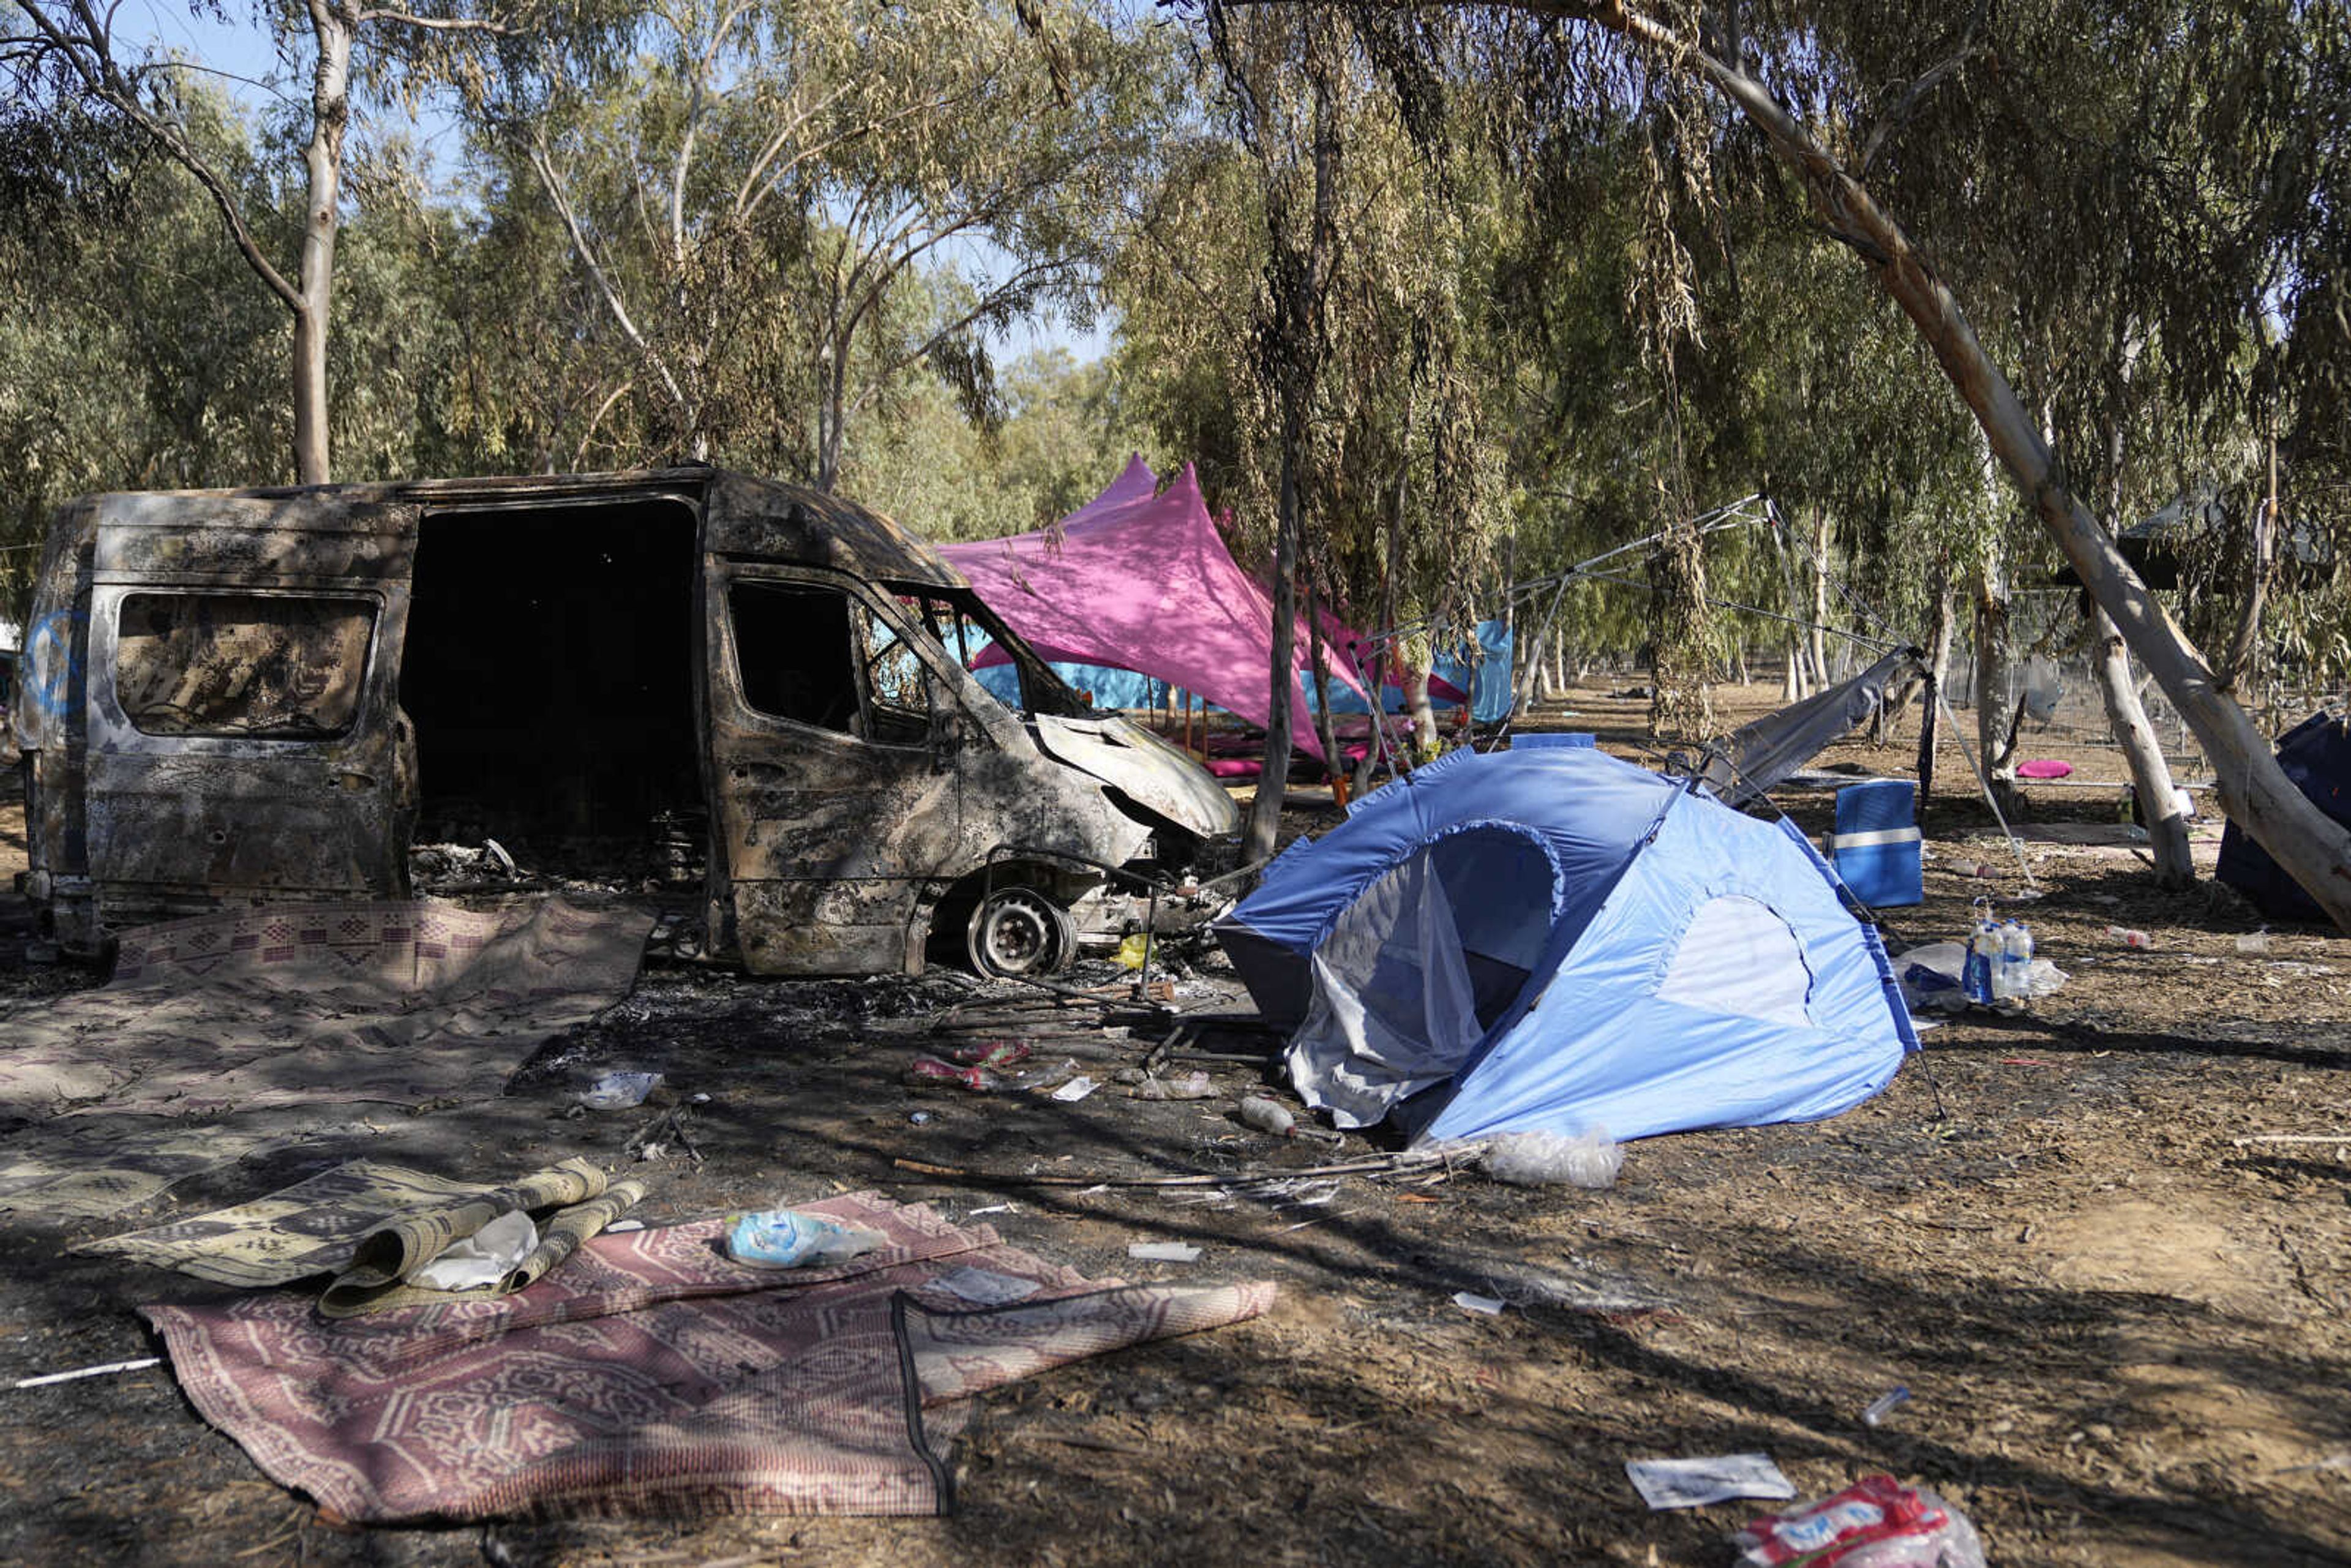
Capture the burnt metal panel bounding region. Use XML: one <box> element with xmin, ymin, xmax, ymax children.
<box><xmin>90</xmin><ymin>492</ymin><xmax>416</xmax><ymax>587</ymax></box>
<box><xmin>704</xmin><ymin>560</ymin><xmax>1149</xmax><ymax>976</ymax></box>
<box><xmin>701</xmin><ymin>471</ymin><xmax>963</xmax><ymax>591</ymax></box>
<box><xmin>70</xmin><ymin>482</ymin><xmax>421</xmax><ymax>937</ymax></box>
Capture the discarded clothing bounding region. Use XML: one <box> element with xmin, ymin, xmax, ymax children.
<box><xmin>144</xmin><ymin>1193</ymin><xmax>1276</xmax><ymax>1521</ymax></box>
<box><xmin>76</xmin><ymin>1157</ymin><xmax>643</xmax><ymax>1312</ymax></box>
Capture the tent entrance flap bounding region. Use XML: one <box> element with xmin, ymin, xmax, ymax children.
<box><xmin>1286</xmin><ymin>826</ymin><xmax>1557</xmax><ymax>1130</ymax></box>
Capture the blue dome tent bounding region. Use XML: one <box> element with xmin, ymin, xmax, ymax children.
<box><xmin>1213</xmin><ymin>743</ymin><xmax>1918</xmax><ymax>1142</ymax></box>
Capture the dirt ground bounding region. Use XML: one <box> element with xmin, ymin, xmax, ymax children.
<box><xmin>4</xmin><ymin>683</ymin><xmax>2351</xmax><ymax>1567</ymax></box>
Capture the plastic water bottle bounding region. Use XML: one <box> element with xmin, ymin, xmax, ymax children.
<box><xmin>1960</xmin><ymin>921</ymin><xmax>1992</xmax><ymax>1004</ymax></box>
<box><xmin>1997</xmin><ymin>920</ymin><xmax>2033</xmax><ymax>1001</ymax></box>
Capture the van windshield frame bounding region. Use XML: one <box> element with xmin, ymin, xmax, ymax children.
<box><xmin>882</xmin><ymin>582</ymin><xmax>1090</xmax><ymax>719</ymax></box>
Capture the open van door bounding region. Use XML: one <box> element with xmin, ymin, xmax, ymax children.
<box><xmin>703</xmin><ymin>560</ymin><xmax>970</xmax><ymax>975</ymax></box>
<box><xmin>76</xmin><ymin>493</ymin><xmax>417</xmax><ymax>925</ymax></box>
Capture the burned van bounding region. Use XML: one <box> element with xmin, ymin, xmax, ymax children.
<box><xmin>9</xmin><ymin>468</ymin><xmax>1239</xmax><ymax>975</ymax></box>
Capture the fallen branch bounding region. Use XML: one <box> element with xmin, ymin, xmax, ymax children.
<box><xmin>889</xmin><ymin>1150</ymin><xmax>1463</xmax><ymax>1188</ymax></box>
<box><xmin>2230</xmin><ymin>1134</ymin><xmax>2351</xmax><ymax>1147</ymax></box>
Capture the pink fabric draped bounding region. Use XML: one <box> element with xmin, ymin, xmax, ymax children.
<box><xmin>942</xmin><ymin>456</ymin><xmax>1367</xmax><ymax>760</ymax></box>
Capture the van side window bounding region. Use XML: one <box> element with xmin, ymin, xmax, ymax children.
<box><xmin>116</xmin><ymin>592</ymin><xmax>375</xmax><ymax>738</ymax></box>
<box><xmin>729</xmin><ymin>582</ymin><xmax>858</xmax><ymax>732</ymax></box>
<box><xmin>855</xmin><ymin>607</ymin><xmax>934</xmax><ymax>745</ymax></box>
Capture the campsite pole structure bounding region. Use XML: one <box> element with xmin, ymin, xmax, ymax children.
<box><xmin>1458</xmin><ymin>0</ymin><xmax>2351</xmax><ymax>932</ymax></box>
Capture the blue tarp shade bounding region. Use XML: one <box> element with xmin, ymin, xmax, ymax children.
<box><xmin>1314</xmin><ymin>620</ymin><xmax>1512</xmax><ymax>722</ymax></box>
<box><xmin>961</xmin><ymin>631</ymin><xmax>1174</xmax><ymax>712</ymax></box>
<box><xmin>1434</xmin><ymin>620</ymin><xmax>1514</xmax><ymax>725</ymax></box>
<box><xmin>1213</xmin><ymin>746</ymin><xmax>1915</xmax><ymax>1142</ymax></box>
<box><xmin>2218</xmin><ymin>711</ymin><xmax>2351</xmax><ymax>921</ymax></box>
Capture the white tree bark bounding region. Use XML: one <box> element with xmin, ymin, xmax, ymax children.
<box><xmin>2093</xmin><ymin>603</ymin><xmax>2194</xmax><ymax>886</ymax></box>
<box><xmin>1972</xmin><ymin>546</ymin><xmax>2016</xmax><ymax>803</ymax></box>
<box><xmin>291</xmin><ymin>0</ymin><xmax>354</xmax><ymax>485</ymax></box>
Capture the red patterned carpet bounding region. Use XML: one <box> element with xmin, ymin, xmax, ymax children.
<box><xmin>143</xmin><ymin>1192</ymin><xmax>1277</xmax><ymax>1521</ymax></box>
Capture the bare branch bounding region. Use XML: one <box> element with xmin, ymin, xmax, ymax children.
<box><xmin>1857</xmin><ymin>5</ymin><xmax>1985</xmax><ymax>179</ymax></box>
<box><xmin>13</xmin><ymin>0</ymin><xmax>302</xmax><ymax>311</ymax></box>
<box><xmin>352</xmin><ymin>9</ymin><xmax>516</xmax><ymax>34</ymax></box>
<box><xmin>572</xmin><ymin>377</ymin><xmax>638</xmax><ymax>471</ymax></box>
<box><xmin>852</xmin><ymin>259</ymin><xmax>1067</xmax><ymax>412</ymax></box>
<box><xmin>528</xmin><ymin>133</ymin><xmax>693</xmax><ymax>422</ymax></box>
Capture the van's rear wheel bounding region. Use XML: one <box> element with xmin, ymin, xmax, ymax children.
<box><xmin>966</xmin><ymin>886</ymin><xmax>1074</xmax><ymax>977</ymax></box>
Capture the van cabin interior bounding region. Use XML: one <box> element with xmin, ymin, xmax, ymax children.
<box><xmin>400</xmin><ymin>500</ymin><xmax>704</xmax><ymax>887</ymax></box>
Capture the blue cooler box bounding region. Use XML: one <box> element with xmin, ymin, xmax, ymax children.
<box><xmin>1829</xmin><ymin>780</ymin><xmax>1922</xmax><ymax>906</ymax></box>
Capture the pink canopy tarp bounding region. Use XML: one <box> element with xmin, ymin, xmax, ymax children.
<box><xmin>942</xmin><ymin>457</ymin><xmax>1368</xmax><ymax>761</ymax></box>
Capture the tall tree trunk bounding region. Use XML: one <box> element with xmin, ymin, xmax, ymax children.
<box><xmin>2221</xmin><ymin>427</ymin><xmax>2278</xmax><ymax>699</ymax></box>
<box><xmin>1403</xmin><ymin>659</ymin><xmax>1438</xmax><ymax>756</ymax></box>
<box><xmin>1973</xmin><ymin>543</ymin><xmax>2018</xmax><ymax>809</ymax></box>
<box><xmin>815</xmin><ymin>342</ymin><xmax>846</xmax><ymax>489</ymax></box>
<box><xmin>1241</xmin><ymin>20</ymin><xmax>1337</xmax><ymax>865</ymax></box>
<box><xmin>1648</xmin><ymin>510</ymin><xmax>1714</xmax><ymax>740</ymax></box>
<box><xmin>2089</xmin><ymin>413</ymin><xmax>2195</xmax><ymax>887</ymax></box>
<box><xmin>1356</xmin><ymin>402</ymin><xmax>1413</xmax><ymax>797</ymax></box>
<box><xmin>1916</xmin><ymin>568</ymin><xmax>1954</xmax><ymax>812</ymax></box>
<box><xmin>2094</xmin><ymin>604</ymin><xmax>2194</xmax><ymax>887</ymax></box>
<box><xmin>1768</xmin><ymin>505</ymin><xmax>1809</xmax><ymax>698</ymax></box>
<box><xmin>1247</xmin><ymin>438</ymin><xmax>1305</xmax><ymax>862</ymax></box>
<box><xmin>1807</xmin><ymin>506</ymin><xmax>1832</xmax><ymax>689</ymax></box>
<box><xmin>1303</xmin><ymin>563</ymin><xmax>1344</xmax><ymax>788</ymax></box>
<box><xmin>293</xmin><ymin>0</ymin><xmax>354</xmax><ymax>485</ymax></box>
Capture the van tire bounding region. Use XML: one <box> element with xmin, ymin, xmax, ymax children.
<box><xmin>966</xmin><ymin>885</ymin><xmax>1076</xmax><ymax>977</ymax></box>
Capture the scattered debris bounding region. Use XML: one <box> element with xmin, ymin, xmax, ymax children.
<box><xmin>11</xmin><ymin>1356</ymin><xmax>163</xmax><ymax>1390</ymax></box>
<box><xmin>406</xmin><ymin>1210</ymin><xmax>538</xmax><ymax>1292</ymax></box>
<box><xmin>1127</xmin><ymin>1241</ymin><xmax>1201</xmax><ymax>1263</ymax></box>
<box><xmin>948</xmin><ymin>1040</ymin><xmax>1033</xmax><ymax>1070</ymax></box>
<box><xmin>1238</xmin><ymin>1095</ymin><xmax>1297</xmax><ymax>1136</ymax></box>
<box><xmin>1451</xmin><ymin>1291</ymin><xmax>1507</xmax><ymax>1316</ymax></box>
<box><xmin>578</xmin><ymin>1071</ymin><xmax>664</xmax><ymax>1111</ymax></box>
<box><xmin>1130</xmin><ymin>1070</ymin><xmax>1215</xmax><ymax>1100</ymax></box>
<box><xmin>1477</xmin><ymin>1129</ymin><xmax>1621</xmax><ymax>1189</ymax></box>
<box><xmin>1050</xmin><ymin>1075</ymin><xmax>1101</xmax><ymax>1102</ymax></box>
<box><xmin>905</xmin><ymin>1056</ymin><xmax>1007</xmax><ymax>1093</ymax></box>
<box><xmin>929</xmin><ymin>1265</ymin><xmax>1043</xmax><ymax>1305</ymax></box>
<box><xmin>1733</xmin><ymin>1477</ymin><xmax>1985</xmax><ymax>1567</ymax></box>
<box><xmin>1861</xmin><ymin>1384</ymin><xmax>1912</xmax><ymax>1427</ymax></box>
<box><xmin>726</xmin><ymin>1209</ymin><xmax>887</xmax><ymax>1269</ymax></box>
<box><xmin>1624</xmin><ymin>1452</ymin><xmax>1796</xmax><ymax>1510</ymax></box>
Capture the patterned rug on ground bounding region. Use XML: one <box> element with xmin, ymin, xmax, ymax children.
<box><xmin>0</xmin><ymin>897</ymin><xmax>650</xmax><ymax>1221</ymax></box>
<box><xmin>143</xmin><ymin>1192</ymin><xmax>1278</xmax><ymax>1521</ymax></box>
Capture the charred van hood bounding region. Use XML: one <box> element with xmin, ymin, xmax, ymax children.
<box><xmin>1029</xmin><ymin>714</ymin><xmax>1240</xmax><ymax>840</ymax></box>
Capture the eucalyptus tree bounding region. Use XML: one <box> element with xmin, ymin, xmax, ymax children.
<box><xmin>1120</xmin><ymin>9</ymin><xmax>1520</xmax><ymax>828</ymax></box>
<box><xmin>1</xmin><ymin>0</ymin><xmax>568</xmax><ymax>483</ymax></box>
<box><xmin>514</xmin><ymin>0</ymin><xmax>1157</xmax><ymax>487</ymax></box>
<box><xmin>1385</xmin><ymin>0</ymin><xmax>2351</xmax><ymax>924</ymax></box>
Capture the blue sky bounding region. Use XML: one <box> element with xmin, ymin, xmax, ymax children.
<box><xmin>115</xmin><ymin>0</ymin><xmax>1113</xmax><ymax>364</ymax></box>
